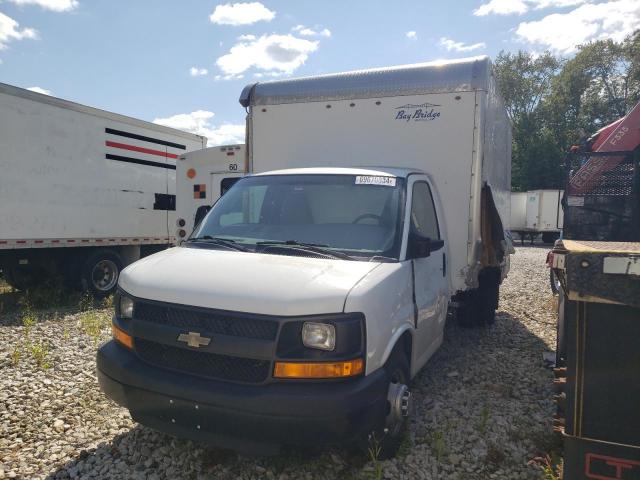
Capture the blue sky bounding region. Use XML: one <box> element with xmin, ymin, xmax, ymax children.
<box><xmin>1</xmin><ymin>0</ymin><xmax>638</xmax><ymax>144</ymax></box>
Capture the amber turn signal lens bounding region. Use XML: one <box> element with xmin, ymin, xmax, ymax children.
<box><xmin>273</xmin><ymin>358</ymin><xmax>364</xmax><ymax>379</ymax></box>
<box><xmin>112</xmin><ymin>324</ymin><xmax>133</xmax><ymax>349</ymax></box>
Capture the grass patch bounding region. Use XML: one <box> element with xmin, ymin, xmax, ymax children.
<box><xmin>430</xmin><ymin>429</ymin><xmax>447</xmax><ymax>462</ymax></box>
<box><xmin>78</xmin><ymin>294</ymin><xmax>111</xmax><ymax>343</ymax></box>
<box><xmin>28</xmin><ymin>341</ymin><xmax>52</xmax><ymax>369</ymax></box>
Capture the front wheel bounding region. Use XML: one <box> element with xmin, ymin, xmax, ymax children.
<box><xmin>365</xmin><ymin>353</ymin><xmax>411</xmax><ymax>460</ymax></box>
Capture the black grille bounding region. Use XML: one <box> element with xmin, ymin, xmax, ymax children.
<box><xmin>135</xmin><ymin>338</ymin><xmax>270</xmax><ymax>383</ymax></box>
<box><xmin>135</xmin><ymin>302</ymin><xmax>278</xmax><ymax>340</ymax></box>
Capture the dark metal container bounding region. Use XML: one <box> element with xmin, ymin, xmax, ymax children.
<box><xmin>551</xmin><ymin>240</ymin><xmax>640</xmax><ymax>480</ymax></box>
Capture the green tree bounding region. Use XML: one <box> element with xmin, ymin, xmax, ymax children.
<box><xmin>494</xmin><ymin>51</ymin><xmax>562</xmax><ymax>190</ymax></box>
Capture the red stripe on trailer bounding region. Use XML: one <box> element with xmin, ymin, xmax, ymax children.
<box><xmin>105</xmin><ymin>141</ymin><xmax>178</xmax><ymax>159</ymax></box>
<box><xmin>52</xmin><ymin>240</ymin><xmax>60</xmax><ymax>243</ymax></box>
<box><xmin>34</xmin><ymin>240</ymin><xmax>43</xmax><ymax>244</ymax></box>
<box><xmin>17</xmin><ymin>240</ymin><xmax>26</xmax><ymax>244</ymax></box>
<box><xmin>67</xmin><ymin>240</ymin><xmax>75</xmax><ymax>243</ymax></box>
<box><xmin>0</xmin><ymin>241</ymin><xmax>7</xmax><ymax>244</ymax></box>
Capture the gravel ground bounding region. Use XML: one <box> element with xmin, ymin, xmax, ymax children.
<box><xmin>0</xmin><ymin>246</ymin><xmax>559</xmax><ymax>479</ymax></box>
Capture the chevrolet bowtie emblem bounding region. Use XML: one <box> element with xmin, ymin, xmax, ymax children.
<box><xmin>177</xmin><ymin>331</ymin><xmax>211</xmax><ymax>348</ymax></box>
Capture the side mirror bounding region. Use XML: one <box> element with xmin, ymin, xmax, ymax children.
<box><xmin>408</xmin><ymin>232</ymin><xmax>444</xmax><ymax>259</ymax></box>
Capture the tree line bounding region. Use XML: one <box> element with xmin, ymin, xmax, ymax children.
<box><xmin>494</xmin><ymin>32</ymin><xmax>639</xmax><ymax>192</ymax></box>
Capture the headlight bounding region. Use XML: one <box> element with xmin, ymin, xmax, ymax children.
<box><xmin>302</xmin><ymin>322</ymin><xmax>336</xmax><ymax>351</ymax></box>
<box><xmin>119</xmin><ymin>295</ymin><xmax>134</xmax><ymax>319</ymax></box>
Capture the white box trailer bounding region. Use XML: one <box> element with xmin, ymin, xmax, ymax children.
<box><xmin>239</xmin><ymin>56</ymin><xmax>513</xmax><ymax>294</ymax></box>
<box><xmin>510</xmin><ymin>192</ymin><xmax>527</xmax><ymax>231</ymax></box>
<box><xmin>511</xmin><ymin>189</ymin><xmax>563</xmax><ymax>244</ymax></box>
<box><xmin>175</xmin><ymin>144</ymin><xmax>247</xmax><ymax>239</ymax></box>
<box><xmin>0</xmin><ymin>83</ymin><xmax>206</xmax><ymax>294</ymax></box>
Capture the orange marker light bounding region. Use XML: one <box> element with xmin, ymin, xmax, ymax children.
<box><xmin>273</xmin><ymin>358</ymin><xmax>364</xmax><ymax>379</ymax></box>
<box><xmin>112</xmin><ymin>324</ymin><xmax>134</xmax><ymax>349</ymax></box>
<box><xmin>186</xmin><ymin>168</ymin><xmax>196</xmax><ymax>179</ymax></box>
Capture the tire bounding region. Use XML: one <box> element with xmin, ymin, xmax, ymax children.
<box><xmin>3</xmin><ymin>265</ymin><xmax>46</xmax><ymax>291</ymax></box>
<box><xmin>542</xmin><ymin>232</ymin><xmax>559</xmax><ymax>244</ymax></box>
<box><xmin>365</xmin><ymin>351</ymin><xmax>411</xmax><ymax>460</ymax></box>
<box><xmin>549</xmin><ymin>269</ymin><xmax>560</xmax><ymax>295</ymax></box>
<box><xmin>81</xmin><ymin>250</ymin><xmax>123</xmax><ymax>297</ymax></box>
<box><xmin>459</xmin><ymin>270</ymin><xmax>500</xmax><ymax>327</ymax></box>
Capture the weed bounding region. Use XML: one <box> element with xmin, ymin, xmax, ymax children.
<box><xmin>102</xmin><ymin>294</ymin><xmax>114</xmax><ymax>310</ymax></box>
<box><xmin>430</xmin><ymin>429</ymin><xmax>447</xmax><ymax>462</ymax></box>
<box><xmin>62</xmin><ymin>324</ymin><xmax>71</xmax><ymax>341</ymax></box>
<box><xmin>477</xmin><ymin>405</ymin><xmax>490</xmax><ymax>434</ymax></box>
<box><xmin>366</xmin><ymin>431</ymin><xmax>385</xmax><ymax>480</ymax></box>
<box><xmin>21</xmin><ymin>306</ymin><xmax>38</xmax><ymax>337</ymax></box>
<box><xmin>529</xmin><ymin>454</ymin><xmax>562</xmax><ymax>480</ymax></box>
<box><xmin>79</xmin><ymin>309</ymin><xmax>109</xmax><ymax>344</ymax></box>
<box><xmin>10</xmin><ymin>345</ymin><xmax>21</xmax><ymax>366</ymax></box>
<box><xmin>29</xmin><ymin>341</ymin><xmax>51</xmax><ymax>369</ymax></box>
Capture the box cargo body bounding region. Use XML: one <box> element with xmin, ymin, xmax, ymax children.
<box><xmin>0</xmin><ymin>83</ymin><xmax>206</xmax><ymax>293</ymax></box>
<box><xmin>510</xmin><ymin>192</ymin><xmax>527</xmax><ymax>231</ymax></box>
<box><xmin>176</xmin><ymin>145</ymin><xmax>246</xmax><ymax>239</ymax></box>
<box><xmin>240</xmin><ymin>56</ymin><xmax>512</xmax><ymax>293</ymax></box>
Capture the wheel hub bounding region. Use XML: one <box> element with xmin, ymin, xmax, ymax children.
<box><xmin>386</xmin><ymin>382</ymin><xmax>411</xmax><ymax>433</ymax></box>
<box><xmin>91</xmin><ymin>259</ymin><xmax>118</xmax><ymax>292</ymax></box>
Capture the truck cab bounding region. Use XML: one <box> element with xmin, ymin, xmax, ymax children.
<box><xmin>98</xmin><ymin>167</ymin><xmax>450</xmax><ymax>456</ymax></box>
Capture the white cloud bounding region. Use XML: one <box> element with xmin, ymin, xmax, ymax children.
<box><xmin>439</xmin><ymin>37</ymin><xmax>486</xmax><ymax>52</ymax></box>
<box><xmin>516</xmin><ymin>0</ymin><xmax>640</xmax><ymax>53</ymax></box>
<box><xmin>292</xmin><ymin>25</ymin><xmax>331</xmax><ymax>37</ymax></box>
<box><xmin>216</xmin><ymin>33</ymin><xmax>318</xmax><ymax>75</ymax></box>
<box><xmin>473</xmin><ymin>0</ymin><xmax>587</xmax><ymax>15</ymax></box>
<box><xmin>237</xmin><ymin>34</ymin><xmax>256</xmax><ymax>41</ymax></box>
<box><xmin>0</xmin><ymin>12</ymin><xmax>37</xmax><ymax>50</ymax></box>
<box><xmin>406</xmin><ymin>31</ymin><xmax>417</xmax><ymax>39</ymax></box>
<box><xmin>153</xmin><ymin>110</ymin><xmax>245</xmax><ymax>146</ymax></box>
<box><xmin>474</xmin><ymin>0</ymin><xmax>528</xmax><ymax>15</ymax></box>
<box><xmin>8</xmin><ymin>0</ymin><xmax>78</xmax><ymax>12</ymax></box>
<box><xmin>189</xmin><ymin>67</ymin><xmax>208</xmax><ymax>77</ymax></box>
<box><xmin>209</xmin><ymin>2</ymin><xmax>275</xmax><ymax>26</ymax></box>
<box><xmin>27</xmin><ymin>86</ymin><xmax>52</xmax><ymax>95</ymax></box>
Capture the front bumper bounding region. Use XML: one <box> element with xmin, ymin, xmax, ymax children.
<box><xmin>97</xmin><ymin>341</ymin><xmax>388</xmax><ymax>453</ymax></box>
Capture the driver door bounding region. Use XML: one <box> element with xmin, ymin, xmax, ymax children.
<box><xmin>405</xmin><ymin>175</ymin><xmax>449</xmax><ymax>372</ymax></box>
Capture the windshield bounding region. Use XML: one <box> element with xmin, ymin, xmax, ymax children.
<box><xmin>190</xmin><ymin>174</ymin><xmax>405</xmax><ymax>260</ymax></box>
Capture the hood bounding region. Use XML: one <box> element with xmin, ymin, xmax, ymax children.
<box><xmin>119</xmin><ymin>247</ymin><xmax>381</xmax><ymax>316</ymax></box>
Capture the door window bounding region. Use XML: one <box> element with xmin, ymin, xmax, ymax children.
<box><xmin>220</xmin><ymin>177</ymin><xmax>241</xmax><ymax>196</ymax></box>
<box><xmin>410</xmin><ymin>182</ymin><xmax>440</xmax><ymax>239</ymax></box>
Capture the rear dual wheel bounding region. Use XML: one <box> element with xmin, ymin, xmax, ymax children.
<box><xmin>81</xmin><ymin>250</ymin><xmax>123</xmax><ymax>297</ymax></box>
<box><xmin>458</xmin><ymin>270</ymin><xmax>500</xmax><ymax>327</ymax></box>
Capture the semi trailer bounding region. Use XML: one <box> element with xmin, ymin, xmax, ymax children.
<box><xmin>0</xmin><ymin>83</ymin><xmax>206</xmax><ymax>295</ymax></box>
<box><xmin>97</xmin><ymin>56</ymin><xmax>513</xmax><ymax>456</ymax></box>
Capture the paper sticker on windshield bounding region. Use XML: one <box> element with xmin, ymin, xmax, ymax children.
<box><xmin>355</xmin><ymin>176</ymin><xmax>397</xmax><ymax>187</ymax></box>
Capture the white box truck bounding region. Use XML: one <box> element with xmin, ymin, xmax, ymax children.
<box><xmin>0</xmin><ymin>83</ymin><xmax>206</xmax><ymax>294</ymax></box>
<box><xmin>175</xmin><ymin>144</ymin><xmax>246</xmax><ymax>240</ymax></box>
<box><xmin>97</xmin><ymin>57</ymin><xmax>513</xmax><ymax>456</ymax></box>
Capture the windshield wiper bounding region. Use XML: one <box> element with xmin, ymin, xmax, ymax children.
<box><xmin>257</xmin><ymin>240</ymin><xmax>354</xmax><ymax>260</ymax></box>
<box><xmin>187</xmin><ymin>236</ymin><xmax>250</xmax><ymax>252</ymax></box>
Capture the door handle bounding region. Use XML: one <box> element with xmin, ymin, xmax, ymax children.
<box><xmin>442</xmin><ymin>252</ymin><xmax>446</xmax><ymax>277</ymax></box>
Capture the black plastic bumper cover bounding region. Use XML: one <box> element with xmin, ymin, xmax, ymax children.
<box><xmin>97</xmin><ymin>341</ymin><xmax>388</xmax><ymax>452</ymax></box>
